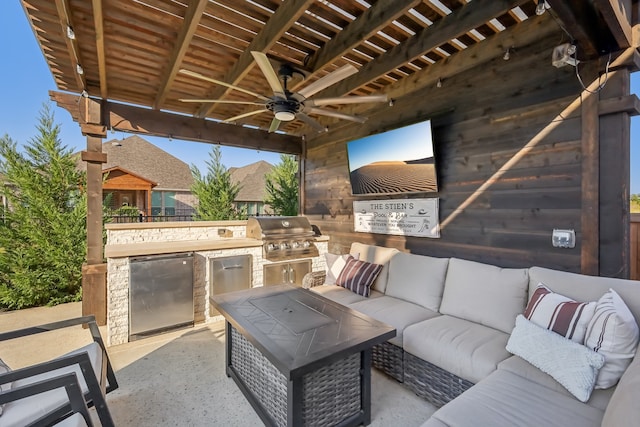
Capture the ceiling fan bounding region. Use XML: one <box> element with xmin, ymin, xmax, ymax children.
<box><xmin>179</xmin><ymin>51</ymin><xmax>388</xmax><ymax>133</ymax></box>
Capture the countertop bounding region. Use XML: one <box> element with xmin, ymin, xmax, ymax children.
<box><xmin>105</xmin><ymin>235</ymin><xmax>329</xmax><ymax>258</ymax></box>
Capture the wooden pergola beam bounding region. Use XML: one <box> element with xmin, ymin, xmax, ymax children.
<box><xmin>593</xmin><ymin>0</ymin><xmax>633</xmax><ymax>48</ymax></box>
<box><xmin>310</xmin><ymin>0</ymin><xmax>529</xmax><ymax>100</ymax></box>
<box><xmin>197</xmin><ymin>0</ymin><xmax>315</xmax><ymax>118</ymax></box>
<box><xmin>153</xmin><ymin>0</ymin><xmax>208</xmax><ymax>110</ymax></box>
<box><xmin>54</xmin><ymin>0</ymin><xmax>86</xmax><ymax>91</ymax></box>
<box><xmin>91</xmin><ymin>0</ymin><xmax>107</xmax><ymax>99</ymax></box>
<box><xmin>50</xmin><ymin>91</ymin><xmax>303</xmax><ymax>155</ymax></box>
<box><xmin>545</xmin><ymin>0</ymin><xmax>601</xmax><ymax>58</ymax></box>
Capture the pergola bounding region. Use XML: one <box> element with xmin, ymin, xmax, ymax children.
<box><xmin>20</xmin><ymin>0</ymin><xmax>640</xmax><ymax>323</ymax></box>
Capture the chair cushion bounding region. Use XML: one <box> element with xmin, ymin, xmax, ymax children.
<box><xmin>385</xmin><ymin>252</ymin><xmax>449</xmax><ymax>312</ymax></box>
<box><xmin>524</xmin><ymin>284</ymin><xmax>596</xmax><ymax>343</ymax></box>
<box><xmin>601</xmin><ymin>354</ymin><xmax>640</xmax><ymax>427</ymax></box>
<box><xmin>336</xmin><ymin>257</ymin><xmax>383</xmax><ymax>297</ymax></box>
<box><xmin>57</xmin><ymin>412</ymin><xmax>90</xmax><ymax>427</ymax></box>
<box><xmin>584</xmin><ymin>289</ymin><xmax>639</xmax><ymax>389</ymax></box>
<box><xmin>311</xmin><ymin>285</ymin><xmax>383</xmax><ymax>305</ymax></box>
<box><xmin>324</xmin><ymin>253</ymin><xmax>358</xmax><ymax>285</ymax></box>
<box><xmin>403</xmin><ymin>315</ymin><xmax>511</xmax><ymax>384</ymax></box>
<box><xmin>497</xmin><ymin>356</ymin><xmax>615</xmax><ymax>411</ymax></box>
<box><xmin>0</xmin><ymin>358</ymin><xmax>12</xmax><ymax>416</ymax></box>
<box><xmin>350</xmin><ymin>243</ymin><xmax>399</xmax><ymax>293</ymax></box>
<box><xmin>439</xmin><ymin>258</ymin><xmax>528</xmax><ymax>334</ymax></box>
<box><xmin>506</xmin><ymin>315</ymin><xmax>604</xmax><ymax>402</ymax></box>
<box><xmin>2</xmin><ymin>342</ymin><xmax>102</xmax><ymax>427</ymax></box>
<box><xmin>426</xmin><ymin>369</ymin><xmax>604</xmax><ymax>427</ymax></box>
<box><xmin>349</xmin><ymin>296</ymin><xmax>439</xmax><ymax>346</ymax></box>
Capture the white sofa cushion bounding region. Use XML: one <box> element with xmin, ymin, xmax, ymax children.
<box><xmin>2</xmin><ymin>342</ymin><xmax>102</xmax><ymax>427</ymax></box>
<box><xmin>311</xmin><ymin>285</ymin><xmax>383</xmax><ymax>305</ymax></box>
<box><xmin>524</xmin><ymin>284</ymin><xmax>596</xmax><ymax>343</ymax></box>
<box><xmin>601</xmin><ymin>354</ymin><xmax>640</xmax><ymax>427</ymax></box>
<box><xmin>403</xmin><ymin>315</ymin><xmax>511</xmax><ymax>384</ymax></box>
<box><xmin>423</xmin><ymin>369</ymin><xmax>604</xmax><ymax>427</ymax></box>
<box><xmin>350</xmin><ymin>243</ymin><xmax>399</xmax><ymax>293</ymax></box>
<box><xmin>506</xmin><ymin>315</ymin><xmax>604</xmax><ymax>402</ymax></box>
<box><xmin>439</xmin><ymin>258</ymin><xmax>529</xmax><ymax>334</ymax></box>
<box><xmin>349</xmin><ymin>296</ymin><xmax>439</xmax><ymax>346</ymax></box>
<box><xmin>385</xmin><ymin>252</ymin><xmax>449</xmax><ymax>312</ymax></box>
<box><xmin>584</xmin><ymin>289</ymin><xmax>639</xmax><ymax>389</ymax></box>
<box><xmin>497</xmin><ymin>356</ymin><xmax>615</xmax><ymax>411</ymax></box>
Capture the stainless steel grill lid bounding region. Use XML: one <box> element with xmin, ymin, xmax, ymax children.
<box><xmin>246</xmin><ymin>216</ymin><xmax>319</xmax><ymax>261</ymax></box>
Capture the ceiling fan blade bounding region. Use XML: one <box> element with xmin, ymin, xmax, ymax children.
<box><xmin>179</xmin><ymin>69</ymin><xmax>269</xmax><ymax>101</ymax></box>
<box><xmin>224</xmin><ymin>109</ymin><xmax>268</xmax><ymax>123</ymax></box>
<box><xmin>268</xmin><ymin>118</ymin><xmax>281</xmax><ymax>133</ymax></box>
<box><xmin>297</xmin><ymin>113</ymin><xmax>327</xmax><ymax>133</ymax></box>
<box><xmin>179</xmin><ymin>99</ymin><xmax>264</xmax><ymax>105</ymax></box>
<box><xmin>297</xmin><ymin>64</ymin><xmax>358</xmax><ymax>99</ymax></box>
<box><xmin>306</xmin><ymin>107</ymin><xmax>366</xmax><ymax>123</ymax></box>
<box><xmin>251</xmin><ymin>51</ymin><xmax>285</xmax><ymax>97</ymax></box>
<box><xmin>306</xmin><ymin>94</ymin><xmax>388</xmax><ymax>107</ymax></box>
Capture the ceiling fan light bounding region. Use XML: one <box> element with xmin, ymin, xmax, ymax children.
<box><xmin>274</xmin><ymin>111</ymin><xmax>296</xmax><ymax>121</ymax></box>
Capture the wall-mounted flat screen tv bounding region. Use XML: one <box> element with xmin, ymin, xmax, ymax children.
<box><xmin>346</xmin><ymin>120</ymin><xmax>438</xmax><ymax>195</ymax></box>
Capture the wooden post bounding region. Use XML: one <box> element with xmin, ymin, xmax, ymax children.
<box><xmin>581</xmin><ymin>87</ymin><xmax>599</xmax><ymax>276</ymax></box>
<box><xmin>79</xmin><ymin>96</ymin><xmax>108</xmax><ymax>324</ymax></box>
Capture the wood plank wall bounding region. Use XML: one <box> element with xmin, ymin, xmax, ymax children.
<box><xmin>303</xmin><ymin>31</ymin><xmax>621</xmax><ymax>274</ymax></box>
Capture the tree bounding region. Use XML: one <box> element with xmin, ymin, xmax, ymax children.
<box><xmin>191</xmin><ymin>146</ymin><xmax>245</xmax><ymax>220</ymax></box>
<box><xmin>0</xmin><ymin>104</ymin><xmax>87</xmax><ymax>309</ymax></box>
<box><xmin>264</xmin><ymin>154</ymin><xmax>299</xmax><ymax>216</ymax></box>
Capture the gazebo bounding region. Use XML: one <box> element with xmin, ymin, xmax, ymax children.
<box><xmin>20</xmin><ymin>0</ymin><xmax>639</xmax><ymax>322</ymax></box>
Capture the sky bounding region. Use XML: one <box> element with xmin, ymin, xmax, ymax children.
<box><xmin>1</xmin><ymin>3</ymin><xmax>639</xmax><ymax>190</ymax></box>
<box><xmin>347</xmin><ymin>120</ymin><xmax>434</xmax><ymax>171</ymax></box>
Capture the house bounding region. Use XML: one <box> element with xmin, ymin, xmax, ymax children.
<box><xmin>76</xmin><ymin>136</ymin><xmax>196</xmax><ymax>217</ymax></box>
<box><xmin>229</xmin><ymin>160</ymin><xmax>274</xmax><ymax>216</ymax></box>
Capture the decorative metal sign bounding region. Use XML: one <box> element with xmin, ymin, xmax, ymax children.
<box><xmin>353</xmin><ymin>198</ymin><xmax>440</xmax><ymax>238</ymax></box>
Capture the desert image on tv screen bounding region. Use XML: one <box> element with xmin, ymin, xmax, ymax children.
<box><xmin>347</xmin><ymin>120</ymin><xmax>437</xmax><ymax>195</ymax></box>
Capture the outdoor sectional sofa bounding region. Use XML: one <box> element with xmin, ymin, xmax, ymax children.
<box><xmin>305</xmin><ymin>242</ymin><xmax>640</xmax><ymax>427</ymax></box>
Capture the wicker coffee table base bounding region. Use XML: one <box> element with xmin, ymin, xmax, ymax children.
<box><xmin>228</xmin><ymin>324</ymin><xmax>368</xmax><ymax>427</ymax></box>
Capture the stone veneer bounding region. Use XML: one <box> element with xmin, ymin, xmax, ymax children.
<box><xmin>105</xmin><ymin>221</ymin><xmax>328</xmax><ymax>346</ymax></box>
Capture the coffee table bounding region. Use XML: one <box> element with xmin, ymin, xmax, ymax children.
<box><xmin>210</xmin><ymin>284</ymin><xmax>396</xmax><ymax>427</ymax></box>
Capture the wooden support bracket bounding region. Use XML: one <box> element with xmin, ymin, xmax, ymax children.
<box><xmin>81</xmin><ymin>151</ymin><xmax>108</xmax><ymax>163</ymax></box>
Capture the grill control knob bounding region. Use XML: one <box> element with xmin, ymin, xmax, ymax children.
<box><xmin>291</xmin><ymin>241</ymin><xmax>301</xmax><ymax>249</ymax></box>
<box><xmin>302</xmin><ymin>240</ymin><xmax>311</xmax><ymax>248</ymax></box>
<box><xmin>267</xmin><ymin>243</ymin><xmax>278</xmax><ymax>251</ymax></box>
<box><xmin>280</xmin><ymin>242</ymin><xmax>290</xmax><ymax>250</ymax></box>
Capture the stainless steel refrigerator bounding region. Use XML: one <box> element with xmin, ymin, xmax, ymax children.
<box><xmin>129</xmin><ymin>252</ymin><xmax>194</xmax><ymax>339</ymax></box>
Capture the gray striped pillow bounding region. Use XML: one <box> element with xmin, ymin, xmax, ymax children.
<box><xmin>336</xmin><ymin>258</ymin><xmax>382</xmax><ymax>297</ymax></box>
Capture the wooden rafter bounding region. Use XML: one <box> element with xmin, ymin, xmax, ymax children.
<box><xmin>196</xmin><ymin>0</ymin><xmax>315</xmax><ymax>118</ymax></box>
<box><xmin>91</xmin><ymin>0</ymin><xmax>107</xmax><ymax>99</ymax></box>
<box><xmin>311</xmin><ymin>0</ymin><xmax>530</xmax><ymax>100</ymax></box>
<box><xmin>153</xmin><ymin>0</ymin><xmax>209</xmax><ymax>110</ymax></box>
<box><xmin>54</xmin><ymin>0</ymin><xmax>85</xmax><ymax>91</ymax></box>
<box><xmin>304</xmin><ymin>0</ymin><xmax>422</xmax><ymax>73</ymax></box>
<box><xmin>545</xmin><ymin>0</ymin><xmax>601</xmax><ymax>58</ymax></box>
<box><xmin>593</xmin><ymin>0</ymin><xmax>633</xmax><ymax>48</ymax></box>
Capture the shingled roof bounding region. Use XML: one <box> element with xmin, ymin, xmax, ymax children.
<box><xmin>77</xmin><ymin>135</ymin><xmax>193</xmax><ymax>190</ymax></box>
<box><xmin>230</xmin><ymin>161</ymin><xmax>273</xmax><ymax>203</ymax></box>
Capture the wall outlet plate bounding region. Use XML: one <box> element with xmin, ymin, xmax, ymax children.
<box><xmin>552</xmin><ymin>229</ymin><xmax>575</xmax><ymax>248</ymax></box>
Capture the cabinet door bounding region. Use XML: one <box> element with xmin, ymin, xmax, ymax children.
<box><xmin>288</xmin><ymin>260</ymin><xmax>311</xmax><ymax>287</ymax></box>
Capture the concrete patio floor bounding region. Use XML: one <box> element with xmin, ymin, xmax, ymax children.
<box><xmin>0</xmin><ymin>302</ymin><xmax>436</xmax><ymax>426</ymax></box>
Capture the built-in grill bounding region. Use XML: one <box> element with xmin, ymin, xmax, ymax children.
<box><xmin>246</xmin><ymin>216</ymin><xmax>319</xmax><ymax>262</ymax></box>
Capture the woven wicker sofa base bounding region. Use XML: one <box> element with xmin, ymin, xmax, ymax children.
<box><xmin>372</xmin><ymin>341</ymin><xmax>404</xmax><ymax>382</ymax></box>
<box><xmin>404</xmin><ymin>351</ymin><xmax>474</xmax><ymax>408</ymax></box>
<box><xmin>230</xmin><ymin>326</ymin><xmax>362</xmax><ymax>427</ymax></box>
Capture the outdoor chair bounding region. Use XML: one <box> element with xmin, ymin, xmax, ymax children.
<box><xmin>0</xmin><ymin>315</ymin><xmax>117</xmax><ymax>426</ymax></box>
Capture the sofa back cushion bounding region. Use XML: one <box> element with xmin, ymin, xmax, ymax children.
<box><xmin>528</xmin><ymin>267</ymin><xmax>640</xmax><ymax>325</ymax></box>
<box><xmin>350</xmin><ymin>243</ymin><xmax>399</xmax><ymax>293</ymax></box>
<box><xmin>439</xmin><ymin>258</ymin><xmax>529</xmax><ymax>334</ymax></box>
<box><xmin>385</xmin><ymin>252</ymin><xmax>449</xmax><ymax>311</ymax></box>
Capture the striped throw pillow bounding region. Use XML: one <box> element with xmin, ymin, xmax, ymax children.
<box><xmin>585</xmin><ymin>289</ymin><xmax>639</xmax><ymax>389</ymax></box>
<box><xmin>336</xmin><ymin>258</ymin><xmax>383</xmax><ymax>297</ymax></box>
<box><xmin>524</xmin><ymin>284</ymin><xmax>597</xmax><ymax>343</ymax></box>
